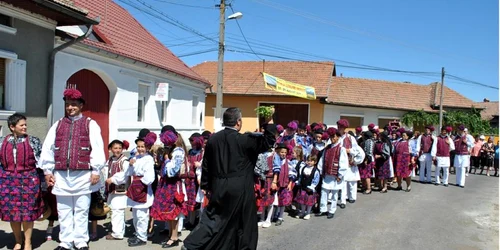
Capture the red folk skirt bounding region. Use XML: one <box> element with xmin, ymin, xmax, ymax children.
<box><xmin>184</xmin><ymin>177</ymin><xmax>197</xmax><ymax>212</ymax></box>
<box><xmin>359</xmin><ymin>161</ymin><xmax>375</xmax><ymax>179</ymax></box>
<box><xmin>394</xmin><ymin>153</ymin><xmax>412</xmax><ymax>178</ymax></box>
<box><xmin>150</xmin><ymin>177</ymin><xmax>186</xmax><ymax>221</ymax></box>
<box><xmin>294</xmin><ymin>190</ymin><xmax>317</xmax><ymax>206</ymax></box>
<box><xmin>260</xmin><ymin>176</ymin><xmax>276</xmax><ymax>207</ymax></box>
<box><xmin>0</xmin><ymin>168</ymin><xmax>44</xmax><ymax>222</ymax></box>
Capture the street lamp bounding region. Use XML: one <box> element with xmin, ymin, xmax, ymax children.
<box><xmin>214</xmin><ymin>1</ymin><xmax>242</xmax><ymax>132</ymax></box>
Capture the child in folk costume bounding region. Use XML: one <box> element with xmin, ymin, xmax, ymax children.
<box><xmin>195</xmin><ymin>133</ymin><xmax>209</xmax><ymax>215</ymax></box>
<box><xmin>295</xmin><ymin>122</ymin><xmax>313</xmax><ymax>152</ymax></box>
<box><xmin>150</xmin><ymin>130</ymin><xmax>186</xmax><ymax>248</ymax></box>
<box><xmin>105</xmin><ymin>140</ymin><xmax>130</xmax><ymax>240</ymax></box>
<box><xmin>358</xmin><ymin>131</ymin><xmax>375</xmax><ymax>194</ymax></box>
<box><xmin>185</xmin><ymin>133</ymin><xmax>204</xmax><ymax>228</ymax></box>
<box><xmin>272</xmin><ymin>144</ymin><xmax>296</xmax><ymax>226</ymax></box>
<box><xmin>306</xmin><ymin>125</ymin><xmax>327</xmax><ymax>159</ymax></box>
<box><xmin>416</xmin><ymin>125</ymin><xmax>437</xmax><ymax>183</ymax></box>
<box><xmin>255</xmin><ymin>150</ymin><xmax>273</xmax><ymax>215</ymax></box>
<box><xmin>432</xmin><ymin>126</ymin><xmax>455</xmax><ymax>187</ymax></box>
<box><xmin>278</xmin><ymin>121</ymin><xmax>298</xmax><ymax>148</ymax></box>
<box><xmin>393</xmin><ymin>130</ymin><xmax>414</xmax><ymax>192</ymax></box>
<box><xmin>374</xmin><ymin>132</ymin><xmax>393</xmax><ymax>193</ymax></box>
<box><xmin>316</xmin><ymin>128</ymin><xmax>349</xmax><ymax>219</ymax></box>
<box><xmin>108</xmin><ymin>132</ymin><xmax>156</xmax><ymax>247</ymax></box>
<box><xmin>290</xmin><ymin>147</ymin><xmax>306</xmax><ymax>202</ymax></box>
<box><xmin>453</xmin><ymin>125</ymin><xmax>473</xmax><ymax>188</ymax></box>
<box><xmin>337</xmin><ymin>119</ymin><xmax>364</xmax><ymax>205</ymax></box>
<box><xmin>295</xmin><ymin>155</ymin><xmax>320</xmax><ymax>220</ymax></box>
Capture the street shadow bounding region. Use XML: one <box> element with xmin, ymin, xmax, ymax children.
<box><xmin>0</xmin><ymin>227</ymin><xmax>50</xmax><ymax>249</ymax></box>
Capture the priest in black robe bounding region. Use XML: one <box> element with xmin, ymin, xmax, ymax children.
<box><xmin>183</xmin><ymin>107</ymin><xmax>277</xmax><ymax>250</ymax></box>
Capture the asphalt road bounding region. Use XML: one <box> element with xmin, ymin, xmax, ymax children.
<box><xmin>0</xmin><ymin>172</ymin><xmax>498</xmax><ymax>250</ymax></box>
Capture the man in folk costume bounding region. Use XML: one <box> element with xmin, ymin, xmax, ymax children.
<box><xmin>183</xmin><ymin>107</ymin><xmax>277</xmax><ymax>250</ymax></box>
<box><xmin>355</xmin><ymin>126</ymin><xmax>363</xmax><ymax>141</ymax></box>
<box><xmin>337</xmin><ymin>119</ymin><xmax>364</xmax><ymax>206</ymax></box>
<box><xmin>416</xmin><ymin>125</ymin><xmax>437</xmax><ymax>183</ymax></box>
<box><xmin>454</xmin><ymin>125</ymin><xmax>474</xmax><ymax>188</ymax></box>
<box><xmin>316</xmin><ymin>127</ymin><xmax>349</xmax><ymax>219</ymax></box>
<box><xmin>431</xmin><ymin>126</ymin><xmax>455</xmax><ymax>187</ymax></box>
<box><xmin>40</xmin><ymin>89</ymin><xmax>106</xmax><ymax>250</ymax></box>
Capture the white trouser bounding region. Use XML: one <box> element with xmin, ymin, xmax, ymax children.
<box><xmin>340</xmin><ymin>182</ymin><xmax>347</xmax><ymax>204</ymax></box>
<box><xmin>133</xmin><ymin>208</ymin><xmax>150</xmax><ymax>242</ymax></box>
<box><xmin>456</xmin><ymin>167</ymin><xmax>466</xmax><ymax>187</ymax></box>
<box><xmin>57</xmin><ymin>194</ymin><xmax>91</xmax><ymax>249</ymax></box>
<box><xmin>435</xmin><ymin>166</ymin><xmax>449</xmax><ymax>185</ymax></box>
<box><xmin>419</xmin><ymin>153</ymin><xmax>433</xmax><ymax>182</ymax></box>
<box><xmin>320</xmin><ymin>188</ymin><xmax>339</xmax><ymax>214</ymax></box>
<box><xmin>346</xmin><ymin>181</ymin><xmax>357</xmax><ymax>201</ymax></box>
<box><xmin>111</xmin><ymin>208</ymin><xmax>125</xmax><ymax>239</ymax></box>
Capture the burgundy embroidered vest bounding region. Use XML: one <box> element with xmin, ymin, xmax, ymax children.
<box><xmin>106</xmin><ymin>155</ymin><xmax>127</xmax><ymax>194</ymax></box>
<box><xmin>54</xmin><ymin>117</ymin><xmax>92</xmax><ymax>171</ymax></box>
<box><xmin>323</xmin><ymin>144</ymin><xmax>341</xmax><ymax>177</ymax></box>
<box><xmin>266</xmin><ymin>154</ymin><xmax>274</xmax><ymax>178</ymax></box>
<box><xmin>420</xmin><ymin>135</ymin><xmax>433</xmax><ymax>154</ymax></box>
<box><xmin>455</xmin><ymin>135</ymin><xmax>469</xmax><ymax>155</ymax></box>
<box><xmin>342</xmin><ymin>135</ymin><xmax>352</xmax><ymax>149</ymax></box>
<box><xmin>311</xmin><ymin>146</ymin><xmax>320</xmax><ymax>157</ymax></box>
<box><xmin>0</xmin><ymin>135</ymin><xmax>36</xmax><ymax>172</ymax></box>
<box><xmin>185</xmin><ymin>151</ymin><xmax>202</xmax><ymax>179</ymax></box>
<box><xmin>395</xmin><ymin>140</ymin><xmax>409</xmax><ymax>156</ymax></box>
<box><xmin>436</xmin><ymin>136</ymin><xmax>451</xmax><ymax>157</ymax></box>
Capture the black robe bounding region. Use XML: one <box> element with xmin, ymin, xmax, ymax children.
<box><xmin>183</xmin><ymin>124</ymin><xmax>277</xmax><ymax>250</ymax></box>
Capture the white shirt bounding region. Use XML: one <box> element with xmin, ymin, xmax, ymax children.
<box><xmin>39</xmin><ymin>114</ymin><xmax>106</xmax><ymax>196</ymax></box>
<box><xmin>107</xmin><ymin>156</ymin><xmax>131</xmax><ymax>210</ymax></box>
<box><xmin>317</xmin><ymin>142</ymin><xmax>349</xmax><ymax>190</ymax></box>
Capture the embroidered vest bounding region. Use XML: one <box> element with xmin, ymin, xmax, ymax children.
<box><xmin>395</xmin><ymin>140</ymin><xmax>410</xmax><ymax>156</ymax></box>
<box><xmin>106</xmin><ymin>155</ymin><xmax>128</xmax><ymax>194</ymax></box>
<box><xmin>127</xmin><ymin>175</ymin><xmax>147</xmax><ymax>203</ymax></box>
<box><xmin>0</xmin><ymin>135</ymin><xmax>36</xmax><ymax>172</ymax></box>
<box><xmin>342</xmin><ymin>135</ymin><xmax>352</xmax><ymax>149</ymax></box>
<box><xmin>436</xmin><ymin>136</ymin><xmax>451</xmax><ymax>157</ymax></box>
<box><xmin>300</xmin><ymin>166</ymin><xmax>317</xmax><ymax>190</ymax></box>
<box><xmin>455</xmin><ymin>135</ymin><xmax>469</xmax><ymax>155</ymax></box>
<box><xmin>420</xmin><ymin>135</ymin><xmax>433</xmax><ymax>154</ymax></box>
<box><xmin>185</xmin><ymin>150</ymin><xmax>202</xmax><ymax>179</ymax></box>
<box><xmin>266</xmin><ymin>153</ymin><xmax>275</xmax><ymax>178</ymax></box>
<box><xmin>323</xmin><ymin>144</ymin><xmax>341</xmax><ymax>177</ymax></box>
<box><xmin>54</xmin><ymin>117</ymin><xmax>92</xmax><ymax>170</ymax></box>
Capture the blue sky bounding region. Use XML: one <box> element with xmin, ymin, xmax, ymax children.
<box><xmin>119</xmin><ymin>0</ymin><xmax>499</xmax><ymax>102</ymax></box>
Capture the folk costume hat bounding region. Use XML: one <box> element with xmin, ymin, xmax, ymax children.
<box><xmin>287</xmin><ymin>121</ymin><xmax>298</xmax><ymax>131</ymax></box>
<box><xmin>425</xmin><ymin>125</ymin><xmax>435</xmax><ymax>132</ymax></box>
<box><xmin>160</xmin><ymin>130</ymin><xmax>178</xmax><ymax>147</ymax></box>
<box><xmin>63</xmin><ymin>88</ymin><xmax>85</xmax><ymax>104</ymax></box>
<box><xmin>445</xmin><ymin>126</ymin><xmax>453</xmax><ymax>133</ymax></box>
<box><xmin>275</xmin><ymin>143</ymin><xmax>288</xmax><ymax>150</ymax></box>
<box><xmin>137</xmin><ymin>129</ymin><xmax>150</xmax><ymax>139</ymax></box>
<box><xmin>189</xmin><ymin>133</ymin><xmax>204</xmax><ymax>150</ymax></box>
<box><xmin>458</xmin><ymin>124</ymin><xmax>466</xmax><ymax>131</ymax></box>
<box><xmin>161</xmin><ymin>125</ymin><xmax>177</xmax><ymax>135</ymax></box>
<box><xmin>298</xmin><ymin>122</ymin><xmax>307</xmax><ymax>130</ymax></box>
<box><xmin>327</xmin><ymin>127</ymin><xmax>338</xmax><ymax>137</ymax></box>
<box><xmin>276</xmin><ymin>124</ymin><xmax>285</xmax><ymax>134</ymax></box>
<box><xmin>336</xmin><ymin>119</ymin><xmax>349</xmax><ymax>129</ymax></box>
<box><xmin>201</xmin><ymin>130</ymin><xmax>212</xmax><ymax>140</ymax></box>
<box><xmin>355</xmin><ymin>126</ymin><xmax>362</xmax><ymax>133</ymax></box>
<box><xmin>135</xmin><ymin>132</ymin><xmax>157</xmax><ymax>147</ymax></box>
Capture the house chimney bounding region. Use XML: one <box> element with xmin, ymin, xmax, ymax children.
<box><xmin>483</xmin><ymin>98</ymin><xmax>490</xmax><ymax>102</ymax></box>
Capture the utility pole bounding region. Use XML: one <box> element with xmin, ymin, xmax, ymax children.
<box><xmin>438</xmin><ymin>67</ymin><xmax>445</xmax><ymax>131</ymax></box>
<box><xmin>214</xmin><ymin>0</ymin><xmax>225</xmax><ymax>131</ymax></box>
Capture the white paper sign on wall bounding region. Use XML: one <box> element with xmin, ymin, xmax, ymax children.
<box><xmin>155</xmin><ymin>82</ymin><xmax>169</xmax><ymax>101</ymax></box>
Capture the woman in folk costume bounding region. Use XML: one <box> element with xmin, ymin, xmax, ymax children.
<box><xmin>295</xmin><ymin>122</ymin><xmax>312</xmax><ymax>152</ymax></box>
<box><xmin>273</xmin><ymin>143</ymin><xmax>296</xmax><ymax>226</ymax></box>
<box><xmin>316</xmin><ymin>127</ymin><xmax>349</xmax><ymax>219</ymax></box>
<box><xmin>104</xmin><ymin>139</ymin><xmax>130</xmax><ymax>240</ymax></box>
<box><xmin>150</xmin><ymin>130</ymin><xmax>187</xmax><ymax>248</ymax></box>
<box><xmin>453</xmin><ymin>125</ymin><xmax>474</xmax><ymax>188</ymax></box>
<box><xmin>393</xmin><ymin>130</ymin><xmax>414</xmax><ymax>192</ymax></box>
<box><xmin>416</xmin><ymin>125</ymin><xmax>437</xmax><ymax>183</ymax></box>
<box><xmin>336</xmin><ymin>119</ymin><xmax>364</xmax><ymax>205</ymax></box>
<box><xmin>0</xmin><ymin>113</ymin><xmax>43</xmax><ymax>250</ymax></box>
<box><xmin>186</xmin><ymin>133</ymin><xmax>204</xmax><ymax>227</ymax></box>
<box><xmin>278</xmin><ymin>121</ymin><xmax>298</xmax><ymax>148</ymax></box>
<box><xmin>480</xmin><ymin>137</ymin><xmax>495</xmax><ymax>176</ymax></box>
<box><xmin>358</xmin><ymin>131</ymin><xmax>375</xmax><ymax>194</ymax></box>
<box><xmin>374</xmin><ymin>131</ymin><xmax>393</xmax><ymax>193</ymax></box>
<box><xmin>294</xmin><ymin>154</ymin><xmax>320</xmax><ymax>220</ymax></box>
<box><xmin>431</xmin><ymin>126</ymin><xmax>455</xmax><ymax>187</ymax></box>
<box><xmin>108</xmin><ymin>132</ymin><xmax>156</xmax><ymax>247</ymax></box>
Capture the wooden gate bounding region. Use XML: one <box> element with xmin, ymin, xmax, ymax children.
<box><xmin>67</xmin><ymin>69</ymin><xmax>110</xmax><ymax>157</ymax></box>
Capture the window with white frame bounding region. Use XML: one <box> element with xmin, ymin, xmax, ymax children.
<box><xmin>0</xmin><ymin>56</ymin><xmax>26</xmax><ymax>112</ymax></box>
<box><xmin>0</xmin><ymin>13</ymin><xmax>16</xmax><ymax>35</ymax></box>
<box><xmin>192</xmin><ymin>95</ymin><xmax>199</xmax><ymax>125</ymax></box>
<box><xmin>160</xmin><ymin>101</ymin><xmax>168</xmax><ymax>123</ymax></box>
<box><xmin>340</xmin><ymin>115</ymin><xmax>364</xmax><ymax>130</ymax></box>
<box><xmin>137</xmin><ymin>84</ymin><xmax>149</xmax><ymax>122</ymax></box>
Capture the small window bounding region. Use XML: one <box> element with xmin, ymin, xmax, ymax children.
<box><xmin>160</xmin><ymin>101</ymin><xmax>168</xmax><ymax>122</ymax></box>
<box><xmin>138</xmin><ymin>84</ymin><xmax>149</xmax><ymax>122</ymax></box>
<box><xmin>192</xmin><ymin>96</ymin><xmax>199</xmax><ymax>125</ymax></box>
<box><xmin>340</xmin><ymin>116</ymin><xmax>363</xmax><ymax>131</ymax></box>
<box><xmin>0</xmin><ymin>13</ymin><xmax>11</xmax><ymax>27</ymax></box>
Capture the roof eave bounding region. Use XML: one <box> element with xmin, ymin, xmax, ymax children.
<box><xmin>31</xmin><ymin>0</ymin><xmax>98</xmax><ymax>25</ymax></box>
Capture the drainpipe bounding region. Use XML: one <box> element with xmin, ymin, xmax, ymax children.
<box><xmin>47</xmin><ymin>18</ymin><xmax>99</xmax><ymax>125</ymax></box>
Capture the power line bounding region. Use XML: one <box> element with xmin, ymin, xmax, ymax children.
<box><xmin>178</xmin><ymin>48</ymin><xmax>218</xmax><ymax>57</ymax></box>
<box><xmin>447</xmin><ymin>74</ymin><xmax>499</xmax><ymax>90</ymax></box>
<box><xmin>151</xmin><ymin>0</ymin><xmax>215</xmax><ymax>9</ymax></box>
<box><xmin>229</xmin><ymin>5</ymin><xmax>262</xmax><ymax>60</ymax></box>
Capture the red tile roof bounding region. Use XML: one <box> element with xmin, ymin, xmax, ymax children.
<box><xmin>476</xmin><ymin>101</ymin><xmax>499</xmax><ymax>120</ymax></box>
<box><xmin>192</xmin><ymin>61</ymin><xmax>476</xmax><ymax>112</ymax></box>
<box><xmin>71</xmin><ymin>0</ymin><xmax>209</xmax><ymax>85</ymax></box>
<box><xmin>51</xmin><ymin>0</ymin><xmax>89</xmax><ymax>14</ymax></box>
<box><xmin>192</xmin><ymin>61</ymin><xmax>335</xmax><ymax>96</ymax></box>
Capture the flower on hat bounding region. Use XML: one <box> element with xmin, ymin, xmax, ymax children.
<box><xmin>398</xmin><ymin>127</ymin><xmax>406</xmax><ymax>134</ymax></box>
<box><xmin>160</xmin><ymin>131</ymin><xmax>177</xmax><ymax>147</ymax></box>
<box><xmin>458</xmin><ymin>124</ymin><xmax>465</xmax><ymax>131</ymax></box>
<box><xmin>63</xmin><ymin>89</ymin><xmax>83</xmax><ymax>101</ymax></box>
<box><xmin>122</xmin><ymin>140</ymin><xmax>130</xmax><ymax>150</ymax></box>
<box><xmin>425</xmin><ymin>125</ymin><xmax>435</xmax><ymax>132</ymax></box>
<box><xmin>445</xmin><ymin>126</ymin><xmax>453</xmax><ymax>133</ymax></box>
<box><xmin>355</xmin><ymin>126</ymin><xmax>362</xmax><ymax>133</ymax></box>
<box><xmin>368</xmin><ymin>123</ymin><xmax>375</xmax><ymax>130</ymax></box>
<box><xmin>336</xmin><ymin>119</ymin><xmax>349</xmax><ymax>129</ymax></box>
<box><xmin>321</xmin><ymin>132</ymin><xmax>329</xmax><ymax>141</ymax></box>
<box><xmin>276</xmin><ymin>125</ymin><xmax>284</xmax><ymax>134</ymax></box>
<box><xmin>144</xmin><ymin>132</ymin><xmax>157</xmax><ymax>147</ymax></box>
<box><xmin>327</xmin><ymin>127</ymin><xmax>337</xmax><ymax>137</ymax></box>
<box><xmin>287</xmin><ymin>121</ymin><xmax>298</xmax><ymax>131</ymax></box>
<box><xmin>305</xmin><ymin>124</ymin><xmax>311</xmax><ymax>133</ymax></box>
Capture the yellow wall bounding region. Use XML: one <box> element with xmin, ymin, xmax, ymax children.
<box><xmin>205</xmin><ymin>94</ymin><xmax>324</xmax><ymax>133</ymax></box>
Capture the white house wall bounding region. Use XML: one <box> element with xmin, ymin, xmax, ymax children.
<box><xmin>323</xmin><ymin>105</ymin><xmax>407</xmax><ymax>128</ymax></box>
<box><xmin>52</xmin><ymin>48</ymin><xmax>206</xmax><ymax>149</ymax></box>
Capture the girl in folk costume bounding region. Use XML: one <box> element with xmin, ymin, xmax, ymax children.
<box><xmin>358</xmin><ymin>131</ymin><xmax>375</xmax><ymax>194</ymax></box>
<box><xmin>431</xmin><ymin>127</ymin><xmax>455</xmax><ymax>187</ymax></box>
<box><xmin>336</xmin><ymin>119</ymin><xmax>364</xmax><ymax>205</ymax></box>
<box><xmin>0</xmin><ymin>113</ymin><xmax>43</xmax><ymax>250</ymax></box>
<box><xmin>150</xmin><ymin>129</ymin><xmax>187</xmax><ymax>248</ymax></box>
<box><xmin>254</xmin><ymin>150</ymin><xmax>273</xmax><ymax>215</ymax></box>
<box><xmin>186</xmin><ymin>133</ymin><xmax>204</xmax><ymax>227</ymax></box>
<box><xmin>290</xmin><ymin>146</ymin><xmax>306</xmax><ymax>202</ymax></box>
<box><xmin>278</xmin><ymin>121</ymin><xmax>298</xmax><ymax>148</ymax></box>
<box><xmin>393</xmin><ymin>130</ymin><xmax>414</xmax><ymax>192</ymax></box>
<box><xmin>316</xmin><ymin>127</ymin><xmax>349</xmax><ymax>219</ymax></box>
<box><xmin>108</xmin><ymin>132</ymin><xmax>156</xmax><ymax>247</ymax></box>
<box><xmin>104</xmin><ymin>140</ymin><xmax>130</xmax><ymax>240</ymax></box>
<box><xmin>294</xmin><ymin>155</ymin><xmax>320</xmax><ymax>220</ymax></box>
<box><xmin>273</xmin><ymin>144</ymin><xmax>296</xmax><ymax>226</ymax></box>
<box><xmin>417</xmin><ymin>125</ymin><xmax>437</xmax><ymax>183</ymax></box>
<box><xmin>296</xmin><ymin>122</ymin><xmax>313</xmax><ymax>152</ymax></box>
<box><xmin>453</xmin><ymin>125</ymin><xmax>473</xmax><ymax>188</ymax></box>
<box><xmin>374</xmin><ymin>132</ymin><xmax>393</xmax><ymax>193</ymax></box>
<box><xmin>306</xmin><ymin>125</ymin><xmax>327</xmax><ymax>159</ymax></box>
